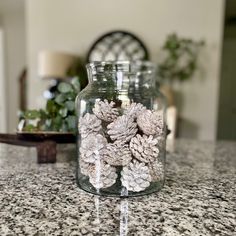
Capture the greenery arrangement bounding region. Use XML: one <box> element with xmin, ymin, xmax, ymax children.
<box><xmin>158</xmin><ymin>33</ymin><xmax>205</xmax><ymax>83</ymax></box>
<box><xmin>67</xmin><ymin>59</ymin><xmax>88</xmax><ymax>90</ymax></box>
<box><xmin>19</xmin><ymin>77</ymin><xmax>81</xmax><ymax>133</ymax></box>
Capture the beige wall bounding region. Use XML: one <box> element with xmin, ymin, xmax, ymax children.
<box><xmin>26</xmin><ymin>0</ymin><xmax>225</xmax><ymax>140</ymax></box>
<box><xmin>0</xmin><ymin>0</ymin><xmax>26</xmax><ymax>132</ymax></box>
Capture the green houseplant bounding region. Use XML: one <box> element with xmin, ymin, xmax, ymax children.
<box><xmin>18</xmin><ymin>77</ymin><xmax>81</xmax><ymax>133</ymax></box>
<box><xmin>158</xmin><ymin>33</ymin><xmax>204</xmax><ymax>106</ymax></box>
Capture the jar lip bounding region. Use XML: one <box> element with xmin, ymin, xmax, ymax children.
<box><xmin>86</xmin><ymin>61</ymin><xmax>130</xmax><ymax>71</ymax></box>
<box><xmin>86</xmin><ymin>61</ymin><xmax>156</xmax><ymax>75</ymax></box>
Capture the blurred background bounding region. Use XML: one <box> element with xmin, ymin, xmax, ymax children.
<box><xmin>0</xmin><ymin>0</ymin><xmax>235</xmax><ymax>141</ymax></box>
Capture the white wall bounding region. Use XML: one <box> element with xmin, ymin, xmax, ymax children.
<box><xmin>0</xmin><ymin>0</ymin><xmax>26</xmax><ymax>132</ymax></box>
<box><xmin>26</xmin><ymin>0</ymin><xmax>225</xmax><ymax>140</ymax></box>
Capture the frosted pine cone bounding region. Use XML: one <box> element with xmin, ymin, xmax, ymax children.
<box><xmin>79</xmin><ymin>158</ymin><xmax>92</xmax><ymax>176</ymax></box>
<box><xmin>102</xmin><ymin>141</ymin><xmax>132</xmax><ymax>166</ymax></box>
<box><xmin>88</xmin><ymin>161</ymin><xmax>118</xmax><ymax>189</ymax></box>
<box><xmin>79</xmin><ymin>113</ymin><xmax>102</xmax><ymax>138</ymax></box>
<box><xmin>107</xmin><ymin>115</ymin><xmax>138</xmax><ymax>143</ymax></box>
<box><xmin>121</xmin><ymin>160</ymin><xmax>152</xmax><ymax>192</ymax></box>
<box><xmin>148</xmin><ymin>161</ymin><xmax>164</xmax><ymax>181</ymax></box>
<box><xmin>130</xmin><ymin>134</ymin><xmax>159</xmax><ymax>163</ymax></box>
<box><xmin>93</xmin><ymin>99</ymin><xmax>119</xmax><ymax>122</ymax></box>
<box><xmin>137</xmin><ymin>110</ymin><xmax>164</xmax><ymax>136</ymax></box>
<box><xmin>80</xmin><ymin>134</ymin><xmax>107</xmax><ymax>163</ymax></box>
<box><xmin>124</xmin><ymin>102</ymin><xmax>146</xmax><ymax>119</ymax></box>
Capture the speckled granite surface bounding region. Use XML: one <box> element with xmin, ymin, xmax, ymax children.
<box><xmin>0</xmin><ymin>140</ymin><xmax>235</xmax><ymax>236</ymax></box>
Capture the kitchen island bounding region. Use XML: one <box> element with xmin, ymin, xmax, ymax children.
<box><xmin>0</xmin><ymin>140</ymin><xmax>235</xmax><ymax>235</ymax></box>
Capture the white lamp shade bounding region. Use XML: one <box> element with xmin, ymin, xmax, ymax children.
<box><xmin>38</xmin><ymin>51</ymin><xmax>76</xmax><ymax>79</ymax></box>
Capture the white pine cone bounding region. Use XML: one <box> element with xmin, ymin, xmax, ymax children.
<box><xmin>107</xmin><ymin>115</ymin><xmax>138</xmax><ymax>143</ymax></box>
<box><xmin>148</xmin><ymin>161</ymin><xmax>164</xmax><ymax>181</ymax></box>
<box><xmin>121</xmin><ymin>160</ymin><xmax>152</xmax><ymax>192</ymax></box>
<box><xmin>79</xmin><ymin>158</ymin><xmax>92</xmax><ymax>176</ymax></box>
<box><xmin>130</xmin><ymin>134</ymin><xmax>159</xmax><ymax>163</ymax></box>
<box><xmin>88</xmin><ymin>161</ymin><xmax>118</xmax><ymax>189</ymax></box>
<box><xmin>93</xmin><ymin>99</ymin><xmax>119</xmax><ymax>122</ymax></box>
<box><xmin>124</xmin><ymin>102</ymin><xmax>146</xmax><ymax>119</ymax></box>
<box><xmin>80</xmin><ymin>134</ymin><xmax>107</xmax><ymax>163</ymax></box>
<box><xmin>79</xmin><ymin>113</ymin><xmax>102</xmax><ymax>138</ymax></box>
<box><xmin>102</xmin><ymin>141</ymin><xmax>132</xmax><ymax>166</ymax></box>
<box><xmin>137</xmin><ymin>110</ymin><xmax>164</xmax><ymax>136</ymax></box>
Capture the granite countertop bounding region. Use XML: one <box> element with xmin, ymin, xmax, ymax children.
<box><xmin>0</xmin><ymin>140</ymin><xmax>235</xmax><ymax>236</ymax></box>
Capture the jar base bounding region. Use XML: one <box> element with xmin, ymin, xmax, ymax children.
<box><xmin>77</xmin><ymin>178</ymin><xmax>165</xmax><ymax>198</ymax></box>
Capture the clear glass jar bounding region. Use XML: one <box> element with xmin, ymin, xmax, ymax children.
<box><xmin>76</xmin><ymin>61</ymin><xmax>167</xmax><ymax>197</ymax></box>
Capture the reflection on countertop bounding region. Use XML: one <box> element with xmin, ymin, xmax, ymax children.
<box><xmin>0</xmin><ymin>140</ymin><xmax>235</xmax><ymax>235</ymax></box>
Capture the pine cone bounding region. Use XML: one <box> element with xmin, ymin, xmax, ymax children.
<box><xmin>79</xmin><ymin>158</ymin><xmax>92</xmax><ymax>176</ymax></box>
<box><xmin>130</xmin><ymin>134</ymin><xmax>159</xmax><ymax>163</ymax></box>
<box><xmin>79</xmin><ymin>113</ymin><xmax>102</xmax><ymax>138</ymax></box>
<box><xmin>102</xmin><ymin>141</ymin><xmax>132</xmax><ymax>166</ymax></box>
<box><xmin>121</xmin><ymin>160</ymin><xmax>152</xmax><ymax>192</ymax></box>
<box><xmin>137</xmin><ymin>110</ymin><xmax>164</xmax><ymax>136</ymax></box>
<box><xmin>124</xmin><ymin>102</ymin><xmax>146</xmax><ymax>119</ymax></box>
<box><xmin>93</xmin><ymin>99</ymin><xmax>119</xmax><ymax>122</ymax></box>
<box><xmin>107</xmin><ymin>115</ymin><xmax>138</xmax><ymax>142</ymax></box>
<box><xmin>148</xmin><ymin>161</ymin><xmax>164</xmax><ymax>182</ymax></box>
<box><xmin>88</xmin><ymin>161</ymin><xmax>118</xmax><ymax>189</ymax></box>
<box><xmin>80</xmin><ymin>134</ymin><xmax>107</xmax><ymax>163</ymax></box>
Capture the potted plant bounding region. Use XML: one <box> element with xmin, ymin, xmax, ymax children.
<box><xmin>158</xmin><ymin>33</ymin><xmax>204</xmax><ymax>106</ymax></box>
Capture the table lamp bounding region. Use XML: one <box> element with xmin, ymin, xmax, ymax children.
<box><xmin>38</xmin><ymin>51</ymin><xmax>76</xmax><ymax>99</ymax></box>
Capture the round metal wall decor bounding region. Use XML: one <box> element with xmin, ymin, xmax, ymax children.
<box><xmin>86</xmin><ymin>31</ymin><xmax>149</xmax><ymax>62</ymax></box>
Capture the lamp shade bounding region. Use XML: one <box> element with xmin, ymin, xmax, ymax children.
<box><xmin>38</xmin><ymin>51</ymin><xmax>76</xmax><ymax>79</ymax></box>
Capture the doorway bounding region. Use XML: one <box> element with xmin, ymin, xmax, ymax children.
<box><xmin>0</xmin><ymin>29</ymin><xmax>7</xmax><ymax>132</ymax></box>
<box><xmin>217</xmin><ymin>0</ymin><xmax>236</xmax><ymax>140</ymax></box>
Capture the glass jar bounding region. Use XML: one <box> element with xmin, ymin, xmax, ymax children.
<box><xmin>76</xmin><ymin>61</ymin><xmax>167</xmax><ymax>197</ymax></box>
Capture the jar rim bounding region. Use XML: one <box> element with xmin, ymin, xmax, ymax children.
<box><xmin>86</xmin><ymin>61</ymin><xmax>156</xmax><ymax>76</ymax></box>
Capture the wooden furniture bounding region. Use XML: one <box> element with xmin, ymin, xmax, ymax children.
<box><xmin>0</xmin><ymin>133</ymin><xmax>76</xmax><ymax>163</ymax></box>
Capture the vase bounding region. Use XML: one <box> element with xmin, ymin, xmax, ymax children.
<box><xmin>76</xmin><ymin>61</ymin><xmax>167</xmax><ymax>197</ymax></box>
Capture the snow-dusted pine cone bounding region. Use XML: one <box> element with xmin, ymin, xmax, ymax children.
<box><xmin>124</xmin><ymin>102</ymin><xmax>146</xmax><ymax>119</ymax></box>
<box><xmin>80</xmin><ymin>134</ymin><xmax>107</xmax><ymax>163</ymax></box>
<box><xmin>79</xmin><ymin>158</ymin><xmax>92</xmax><ymax>176</ymax></box>
<box><xmin>130</xmin><ymin>134</ymin><xmax>159</xmax><ymax>163</ymax></box>
<box><xmin>137</xmin><ymin>110</ymin><xmax>164</xmax><ymax>136</ymax></box>
<box><xmin>107</xmin><ymin>115</ymin><xmax>138</xmax><ymax>142</ymax></box>
<box><xmin>102</xmin><ymin>141</ymin><xmax>132</xmax><ymax>166</ymax></box>
<box><xmin>148</xmin><ymin>161</ymin><xmax>164</xmax><ymax>181</ymax></box>
<box><xmin>93</xmin><ymin>99</ymin><xmax>119</xmax><ymax>122</ymax></box>
<box><xmin>88</xmin><ymin>161</ymin><xmax>118</xmax><ymax>189</ymax></box>
<box><xmin>79</xmin><ymin>113</ymin><xmax>102</xmax><ymax>138</ymax></box>
<box><xmin>121</xmin><ymin>160</ymin><xmax>152</xmax><ymax>192</ymax></box>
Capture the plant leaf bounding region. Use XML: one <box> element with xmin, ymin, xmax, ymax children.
<box><xmin>59</xmin><ymin>107</ymin><xmax>68</xmax><ymax>118</ymax></box>
<box><xmin>58</xmin><ymin>82</ymin><xmax>73</xmax><ymax>93</ymax></box>
<box><xmin>24</xmin><ymin>110</ymin><xmax>41</xmax><ymax>119</ymax></box>
<box><xmin>65</xmin><ymin>101</ymin><xmax>75</xmax><ymax>111</ymax></box>
<box><xmin>23</xmin><ymin>124</ymin><xmax>38</xmax><ymax>132</ymax></box>
<box><xmin>46</xmin><ymin>100</ymin><xmax>59</xmax><ymax>116</ymax></box>
<box><xmin>71</xmin><ymin>77</ymin><xmax>81</xmax><ymax>92</ymax></box>
<box><xmin>66</xmin><ymin>115</ymin><xmax>76</xmax><ymax>131</ymax></box>
<box><xmin>55</xmin><ymin>94</ymin><xmax>67</xmax><ymax>105</ymax></box>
